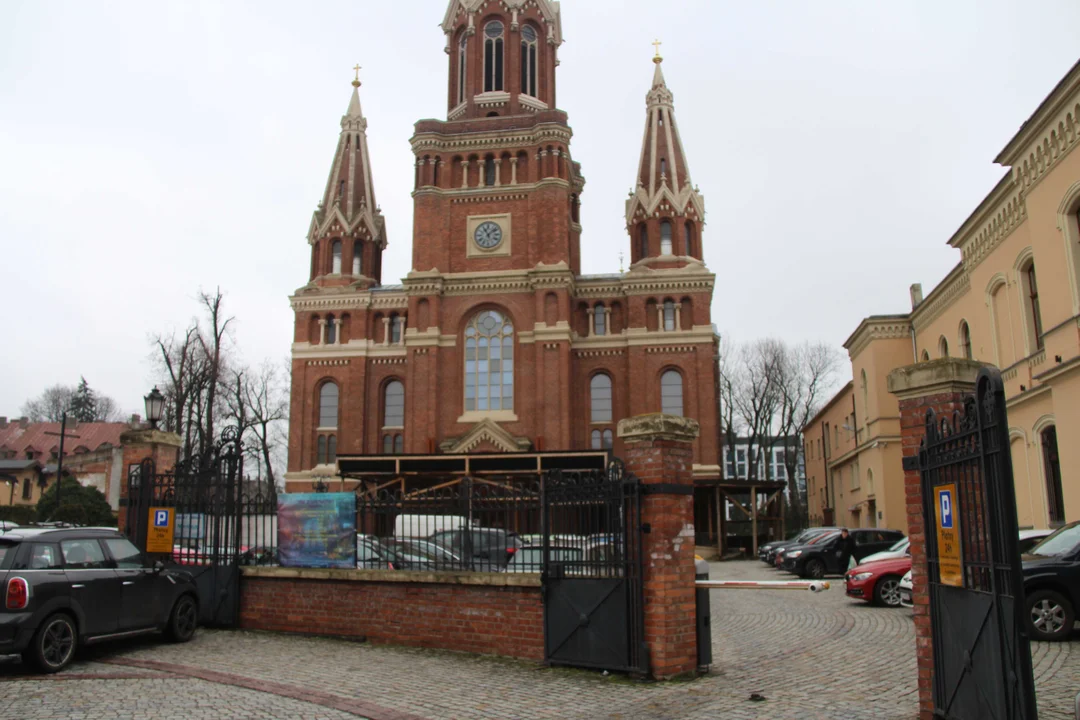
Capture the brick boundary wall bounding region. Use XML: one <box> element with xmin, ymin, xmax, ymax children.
<box><xmin>239</xmin><ymin>567</ymin><xmax>544</xmax><ymax>661</ymax></box>
<box><xmin>888</xmin><ymin>359</ymin><xmax>982</xmax><ymax>720</ymax></box>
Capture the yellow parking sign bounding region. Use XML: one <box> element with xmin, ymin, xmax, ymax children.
<box><xmin>935</xmin><ymin>484</ymin><xmax>963</xmax><ymax>587</ymax></box>
<box><xmin>147</xmin><ymin>507</ymin><xmax>175</xmax><ymax>553</ymax></box>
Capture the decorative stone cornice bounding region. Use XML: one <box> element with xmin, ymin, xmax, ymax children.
<box><xmin>574</xmin><ymin>349</ymin><xmax>625</xmax><ymax>357</ymax></box>
<box><xmin>410</xmin><ymin>124</ymin><xmax>573</xmax><ymax>156</ymax></box>
<box><xmin>617</xmin><ymin>413</ymin><xmax>700</xmax><ymax>443</ymax></box>
<box><xmin>439</xmin><ymin>418</ymin><xmax>532</xmax><ymax>454</ymax></box>
<box><xmin>911</xmin><ymin>265</ymin><xmax>971</xmax><ymax>332</ymax></box>
<box><xmin>886</xmin><ymin>358</ymin><xmax>984</xmax><ymax>401</ymax></box>
<box><xmin>843</xmin><ymin>315</ymin><xmax>912</xmax><ymax>359</ymax></box>
<box><xmin>305</xmin><ymin>359</ymin><xmax>351</xmax><ymax>367</ymax></box>
<box><xmin>947</xmin><ymin>174</ymin><xmax>1027</xmax><ymax>271</ymax></box>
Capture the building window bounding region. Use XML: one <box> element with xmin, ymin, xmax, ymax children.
<box><xmin>331</xmin><ymin>240</ymin><xmax>342</xmax><ymax>274</ymax></box>
<box><xmin>520</xmin><ymin>24</ymin><xmax>538</xmax><ymax>97</ymax></box>
<box><xmin>484</xmin><ymin>156</ymin><xmax>496</xmax><ymax>186</ymax></box>
<box><xmin>352</xmin><ymin>241</ymin><xmax>362</xmax><ymax>276</ymax></box>
<box><xmin>328</xmin><ymin>435</ymin><xmax>337</xmax><ymax>464</ymax></box>
<box><xmin>685</xmin><ymin>223</ymin><xmax>694</xmax><ymax>256</ymax></box>
<box><xmin>959</xmin><ymin>321</ymin><xmax>972</xmax><ymax>360</ymax></box>
<box><xmin>660</xmin><ymin>220</ymin><xmax>672</xmax><ymax>255</ymax></box>
<box><xmin>594</xmin><ymin>303</ymin><xmax>606</xmax><ymax>335</ymax></box>
<box><xmin>590</xmin><ymin>428</ymin><xmax>613</xmax><ymax>450</ymax></box>
<box><xmin>319</xmin><ymin>382</ymin><xmax>339</xmax><ymax>428</ymax></box>
<box><xmin>383</xmin><ymin>380</ymin><xmax>404</xmax><ymax>428</ymax></box>
<box><xmin>939</xmin><ymin>336</ymin><xmax>949</xmax><ymax>358</ymax></box>
<box><xmin>317</xmin><ymin>435</ymin><xmax>327</xmax><ymax>464</ymax></box>
<box><xmin>1023</xmin><ymin>262</ymin><xmax>1044</xmax><ymax>351</ymax></box>
<box><xmin>1042</xmin><ymin>426</ymin><xmax>1064</xmax><ymax>525</ymax></box>
<box><xmin>382</xmin><ymin>434</ymin><xmax>403</xmax><ymax>455</ymax></box>
<box><xmin>659</xmin><ymin>158</ymin><xmax>666</xmax><ymax>176</ymax></box>
<box><xmin>860</xmin><ymin>369</ymin><xmax>868</xmax><ymax>419</ymax></box>
<box><xmin>390</xmin><ymin>314</ymin><xmax>402</xmax><ymax>344</ymax></box>
<box><xmin>464</xmin><ymin>309</ymin><xmax>514</xmax><ymax>411</ymax></box>
<box><xmin>921</xmin><ymin>350</ymin><xmax>930</xmax><ymax>362</ymax></box>
<box><xmin>638</xmin><ymin>225</ymin><xmax>648</xmax><ymax>260</ymax></box>
<box><xmin>22</xmin><ymin>479</ymin><xmax>31</xmax><ymax>500</ymax></box>
<box><xmin>660</xmin><ymin>369</ymin><xmax>683</xmax><ymax>416</ymax></box>
<box><xmin>736</xmin><ymin>448</ymin><xmax>746</xmax><ymax>478</ymax></box>
<box><xmin>457</xmin><ymin>34</ymin><xmax>467</xmax><ymax>104</ymax></box>
<box><xmin>324</xmin><ymin>315</ymin><xmax>338</xmax><ymax>345</ymax></box>
<box><xmin>590</xmin><ymin>373</ymin><xmax>613</xmax><ymax>423</ymax></box>
<box><xmin>483</xmin><ymin>21</ymin><xmax>504</xmax><ymax>93</ymax></box>
<box><xmin>663</xmin><ymin>300</ymin><xmax>675</xmax><ymax>331</ymax></box>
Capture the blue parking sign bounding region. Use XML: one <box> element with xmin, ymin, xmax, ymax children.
<box><xmin>154</xmin><ymin>509</ymin><xmax>170</xmax><ymax>528</ymax></box>
<box><xmin>939</xmin><ymin>489</ymin><xmax>953</xmax><ymax>529</ymax></box>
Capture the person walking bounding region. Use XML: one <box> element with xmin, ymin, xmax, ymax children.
<box><xmin>836</xmin><ymin>528</ymin><xmax>857</xmax><ymax>571</ymax></box>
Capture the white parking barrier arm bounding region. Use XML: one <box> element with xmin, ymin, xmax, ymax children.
<box><xmin>696</xmin><ymin>579</ymin><xmax>831</xmax><ymax>593</ymax></box>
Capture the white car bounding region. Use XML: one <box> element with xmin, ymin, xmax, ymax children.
<box><xmin>899</xmin><ymin>570</ymin><xmax>913</xmax><ymax>608</ymax></box>
<box><xmin>859</xmin><ymin>537</ymin><xmax>910</xmax><ymax>565</ymax></box>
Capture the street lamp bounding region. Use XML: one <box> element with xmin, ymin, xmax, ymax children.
<box><xmin>144</xmin><ymin>387</ymin><xmax>165</xmax><ymax>429</ymax></box>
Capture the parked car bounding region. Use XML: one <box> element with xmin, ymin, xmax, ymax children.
<box><xmin>1018</xmin><ymin>529</ymin><xmax>1054</xmax><ymax>555</ymax></box>
<box><xmin>844</xmin><ymin>556</ymin><xmax>912</xmax><ymax>607</ymax></box>
<box><xmin>0</xmin><ymin>527</ymin><xmax>199</xmax><ymax>673</ymax></box>
<box><xmin>858</xmin><ymin>536</ymin><xmax>910</xmax><ymax>565</ymax></box>
<box><xmin>429</xmin><ymin>528</ymin><xmax>523</xmax><ymax>571</ymax></box>
<box><xmin>506</xmin><ymin>545</ymin><xmax>583</xmax><ymax>573</ymax></box>
<box><xmin>393</xmin><ymin>514</ymin><xmax>464</xmax><ymax>540</ymax></box>
<box><xmin>1021</xmin><ymin>521</ymin><xmax>1080</xmax><ymax>641</ymax></box>
<box><xmin>783</xmin><ymin>529</ymin><xmax>905</xmax><ymax>579</ymax></box>
<box><xmin>356</xmin><ymin>534</ymin><xmax>414</xmax><ymax>570</ymax></box>
<box><xmin>775</xmin><ymin>530</ymin><xmax>839</xmax><ymax>569</ymax></box>
<box><xmin>899</xmin><ymin>570</ymin><xmax>913</xmax><ymax>608</ymax></box>
<box><xmin>382</xmin><ymin>538</ymin><xmax>463</xmax><ymax>570</ymax></box>
<box><xmin>759</xmin><ymin>528</ymin><xmax>835</xmax><ymax>564</ymax></box>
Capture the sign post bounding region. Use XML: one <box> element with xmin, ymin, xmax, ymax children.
<box><xmin>147</xmin><ymin>507</ymin><xmax>175</xmax><ymax>554</ymax></box>
<box><xmin>934</xmin><ymin>484</ymin><xmax>963</xmax><ymax>587</ymax></box>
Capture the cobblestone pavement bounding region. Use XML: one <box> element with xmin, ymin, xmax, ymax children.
<box><xmin>1</xmin><ymin>561</ymin><xmax>1078</xmax><ymax>719</ymax></box>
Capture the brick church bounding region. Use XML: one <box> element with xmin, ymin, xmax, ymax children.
<box><xmin>284</xmin><ymin>0</ymin><xmax>721</xmax><ymax>490</ymax></box>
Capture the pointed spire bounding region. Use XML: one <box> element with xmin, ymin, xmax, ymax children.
<box><xmin>307</xmin><ymin>69</ymin><xmax>387</xmax><ymax>274</ymax></box>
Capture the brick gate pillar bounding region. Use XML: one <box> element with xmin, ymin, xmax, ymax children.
<box><xmin>887</xmin><ymin>358</ymin><xmax>982</xmax><ymax>720</ymax></box>
<box><xmin>618</xmin><ymin>412</ymin><xmax>699</xmax><ymax>680</ymax></box>
<box><xmin>117</xmin><ymin>428</ymin><xmax>181</xmax><ymax>533</ymax></box>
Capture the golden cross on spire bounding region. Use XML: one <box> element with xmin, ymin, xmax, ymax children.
<box><xmin>352</xmin><ymin>64</ymin><xmax>362</xmax><ymax>88</ymax></box>
<box><xmin>652</xmin><ymin>39</ymin><xmax>663</xmax><ymax>63</ymax></box>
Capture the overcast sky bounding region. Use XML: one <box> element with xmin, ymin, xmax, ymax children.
<box><xmin>2</xmin><ymin>0</ymin><xmax>1079</xmax><ymax>417</ymax></box>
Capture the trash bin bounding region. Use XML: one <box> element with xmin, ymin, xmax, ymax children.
<box><xmin>695</xmin><ymin>557</ymin><xmax>712</xmax><ymax>672</ymax></box>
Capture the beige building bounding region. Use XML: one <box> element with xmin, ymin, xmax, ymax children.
<box><xmin>806</xmin><ymin>59</ymin><xmax>1080</xmax><ymax>532</ymax></box>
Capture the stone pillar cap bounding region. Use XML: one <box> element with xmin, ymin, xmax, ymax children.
<box><xmin>119</xmin><ymin>428</ymin><xmax>183</xmax><ymax>447</ymax></box>
<box><xmin>887</xmin><ymin>358</ymin><xmax>985</xmax><ymax>400</ymax></box>
<box><xmin>617</xmin><ymin>413</ymin><xmax>700</xmax><ymax>442</ymax></box>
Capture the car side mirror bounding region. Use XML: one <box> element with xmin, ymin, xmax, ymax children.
<box><xmin>153</xmin><ymin>560</ymin><xmax>166</xmax><ymax>573</ymax></box>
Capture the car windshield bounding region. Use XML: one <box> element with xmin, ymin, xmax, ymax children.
<box><xmin>1028</xmin><ymin>523</ymin><xmax>1080</xmax><ymax>557</ymax></box>
<box><xmin>887</xmin><ymin>537</ymin><xmax>908</xmax><ymax>552</ymax></box>
<box><xmin>809</xmin><ymin>532</ymin><xmax>839</xmax><ymax>545</ymax></box>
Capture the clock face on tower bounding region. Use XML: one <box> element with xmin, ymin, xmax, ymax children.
<box><xmin>473</xmin><ymin>221</ymin><xmax>503</xmax><ymax>249</ymax></box>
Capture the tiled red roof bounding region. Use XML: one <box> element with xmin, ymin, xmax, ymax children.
<box><xmin>0</xmin><ymin>421</ymin><xmax>133</xmax><ymax>458</ymax></box>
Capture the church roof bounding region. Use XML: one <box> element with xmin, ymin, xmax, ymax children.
<box><xmin>0</xmin><ymin>421</ymin><xmax>131</xmax><ymax>457</ymax></box>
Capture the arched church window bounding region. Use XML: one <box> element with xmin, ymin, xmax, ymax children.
<box><xmin>484</xmin><ymin>156</ymin><xmax>496</xmax><ymax>186</ymax></box>
<box><xmin>457</xmin><ymin>34</ymin><xmax>468</xmax><ymax>104</ymax></box>
<box><xmin>590</xmin><ymin>374</ymin><xmax>612</xmax><ymax>423</ymax></box>
<box><xmin>483</xmin><ymin>21</ymin><xmax>504</xmax><ymax>93</ymax></box>
<box><xmin>326</xmin><ymin>314</ymin><xmax>337</xmax><ymax>345</ymax></box>
<box><xmin>660</xmin><ymin>158</ymin><xmax>666</xmax><ymax>175</ymax></box>
<box><xmin>660</xmin><ymin>221</ymin><xmax>672</xmax><ymax>255</ymax></box>
<box><xmin>383</xmin><ymin>380</ymin><xmax>404</xmax><ymax>427</ymax></box>
<box><xmin>661</xmin><ymin>370</ymin><xmax>684</xmax><ymax>416</ymax></box>
<box><xmin>319</xmin><ymin>382</ymin><xmax>339</xmax><ymax>428</ymax></box>
<box><xmin>593</xmin><ymin>303</ymin><xmax>606</xmax><ymax>336</ymax></box>
<box><xmin>959</xmin><ymin>320</ymin><xmax>972</xmax><ymax>360</ymax></box>
<box><xmin>685</xmin><ymin>222</ymin><xmax>694</xmax><ymax>256</ymax></box>
<box><xmin>331</xmin><ymin>240</ymin><xmax>342</xmax><ymax>274</ymax></box>
<box><xmin>520</xmin><ymin>24</ymin><xmax>538</xmax><ymax>97</ymax></box>
<box><xmin>638</xmin><ymin>225</ymin><xmax>648</xmax><ymax>260</ymax></box>
<box><xmin>464</xmin><ymin>310</ymin><xmax>513</xmax><ymax>412</ymax></box>
<box><xmin>352</xmin><ymin>241</ymin><xmax>362</xmax><ymax>276</ymax></box>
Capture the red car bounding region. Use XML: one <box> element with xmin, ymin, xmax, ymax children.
<box><xmin>844</xmin><ymin>556</ymin><xmax>912</xmax><ymax>607</ymax></box>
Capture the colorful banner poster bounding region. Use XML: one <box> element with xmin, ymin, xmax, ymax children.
<box><xmin>277</xmin><ymin>493</ymin><xmax>356</xmax><ymax>569</ymax></box>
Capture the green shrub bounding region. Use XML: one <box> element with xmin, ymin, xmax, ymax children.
<box><xmin>36</xmin><ymin>478</ymin><xmax>116</xmax><ymax>527</ymax></box>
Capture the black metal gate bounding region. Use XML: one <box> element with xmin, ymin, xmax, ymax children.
<box><xmin>541</xmin><ymin>459</ymin><xmax>647</xmax><ymax>674</ymax></box>
<box><xmin>917</xmin><ymin>367</ymin><xmax>1037</xmax><ymax>719</ymax></box>
<box><xmin>125</xmin><ymin>428</ymin><xmax>276</xmax><ymax>627</ymax></box>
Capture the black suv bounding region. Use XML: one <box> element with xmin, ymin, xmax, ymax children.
<box><xmin>0</xmin><ymin>527</ymin><xmax>199</xmax><ymax>672</ymax></box>
<box><xmin>783</xmin><ymin>528</ymin><xmax>905</xmax><ymax>578</ymax></box>
<box><xmin>1021</xmin><ymin>521</ymin><xmax>1080</xmax><ymax>641</ymax></box>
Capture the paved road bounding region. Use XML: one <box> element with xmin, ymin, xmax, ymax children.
<box><xmin>0</xmin><ymin>561</ymin><xmax>1078</xmax><ymax>719</ymax></box>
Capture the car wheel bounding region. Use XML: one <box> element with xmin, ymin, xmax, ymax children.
<box><xmin>165</xmin><ymin>594</ymin><xmax>198</xmax><ymax>643</ymax></box>
<box><xmin>1027</xmin><ymin>589</ymin><xmax>1074</xmax><ymax>641</ymax></box>
<box><xmin>26</xmin><ymin>613</ymin><xmax>77</xmax><ymax>673</ymax></box>
<box><xmin>874</xmin><ymin>575</ymin><xmax>902</xmax><ymax>607</ymax></box>
<box><xmin>805</xmin><ymin>559</ymin><xmax>825</xmax><ymax>579</ymax></box>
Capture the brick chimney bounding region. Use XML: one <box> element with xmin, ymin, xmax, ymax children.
<box><xmin>0</xmin><ymin>417</ymin><xmax>7</xmax><ymax>428</ymax></box>
<box><xmin>18</xmin><ymin>417</ymin><xmax>29</xmax><ymax>428</ymax></box>
<box><xmin>909</xmin><ymin>283</ymin><xmax>924</xmax><ymax>310</ymax></box>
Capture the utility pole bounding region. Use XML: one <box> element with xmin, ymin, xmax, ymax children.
<box><xmin>44</xmin><ymin>413</ymin><xmax>79</xmax><ymax>520</ymax></box>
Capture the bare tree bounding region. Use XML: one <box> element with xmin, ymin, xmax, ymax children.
<box><xmin>717</xmin><ymin>336</ymin><xmax>739</xmax><ymax>477</ymax></box>
<box><xmin>776</xmin><ymin>342</ymin><xmax>843</xmax><ymax>525</ymax></box>
<box><xmin>196</xmin><ymin>288</ymin><xmax>233</xmax><ymax>470</ymax></box>
<box><xmin>236</xmin><ymin>360</ymin><xmax>289</xmax><ymax>495</ymax></box>
<box><xmin>21</xmin><ymin>381</ymin><xmax>123</xmax><ymax>423</ymax></box>
<box><xmin>731</xmin><ymin>339</ymin><xmax>784</xmax><ymax>483</ymax></box>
